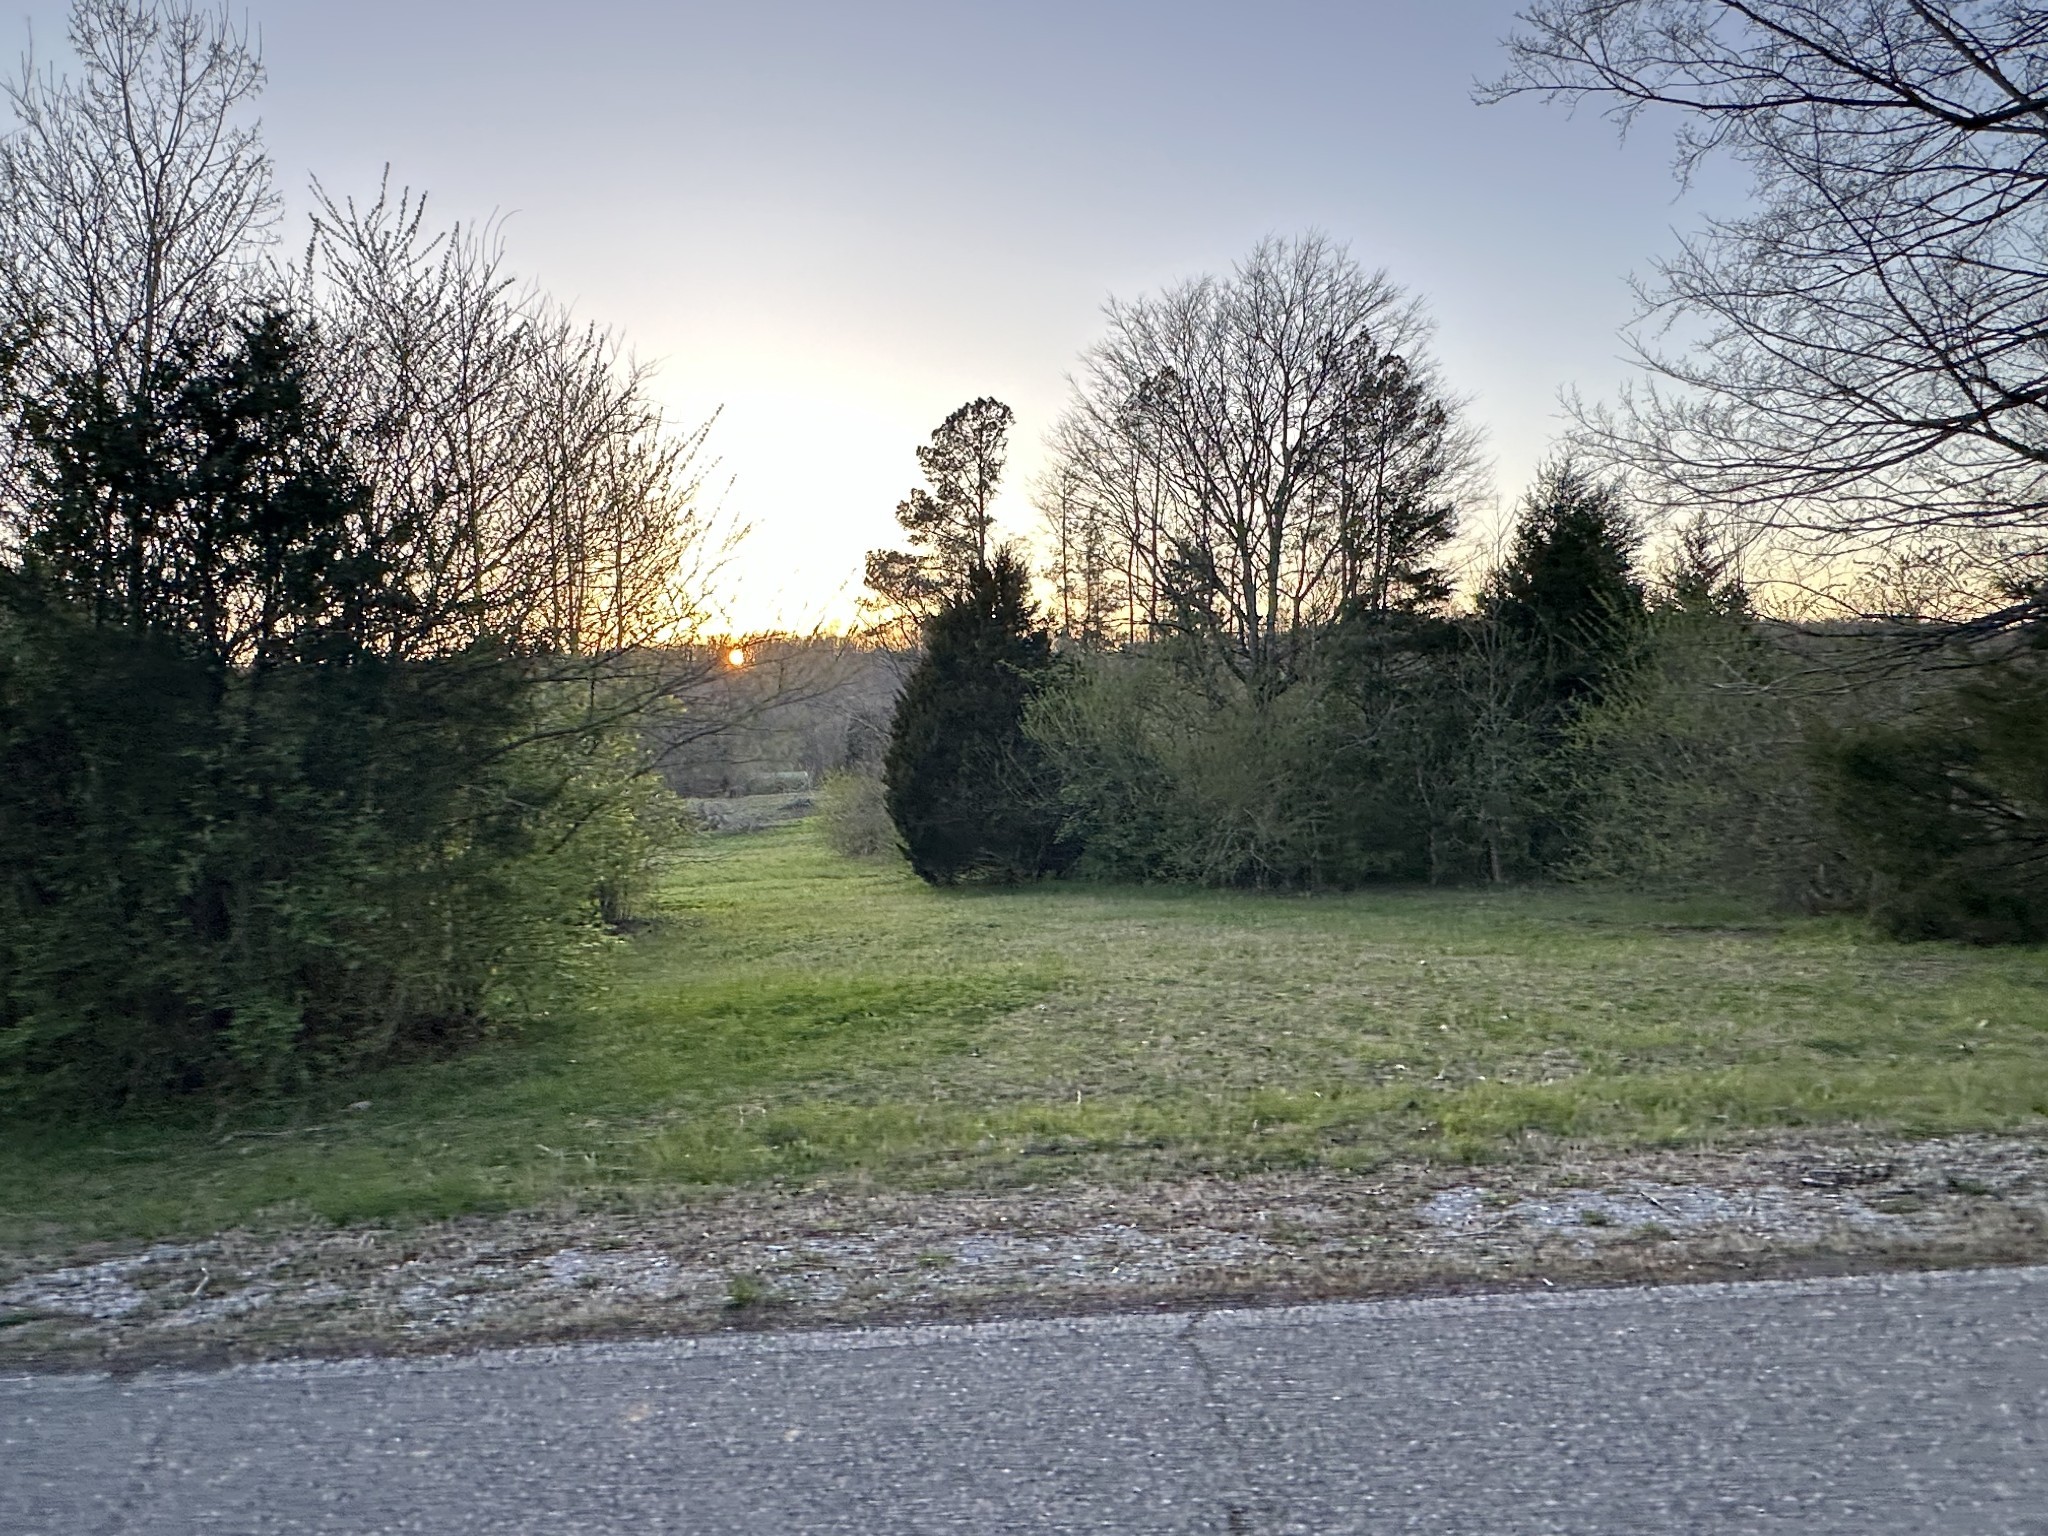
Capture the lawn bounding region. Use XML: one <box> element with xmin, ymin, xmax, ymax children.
<box><xmin>5</xmin><ymin>818</ymin><xmax>2048</xmax><ymax>1250</ymax></box>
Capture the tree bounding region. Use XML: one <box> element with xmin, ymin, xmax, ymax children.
<box><xmin>1485</xmin><ymin>457</ymin><xmax>1646</xmax><ymax>709</ymax></box>
<box><xmin>1036</xmin><ymin>457</ymin><xmax>1120</xmax><ymax>647</ymax></box>
<box><xmin>0</xmin><ymin>0</ymin><xmax>273</xmax><ymax>407</ymax></box>
<box><xmin>883</xmin><ymin>549</ymin><xmax>1073</xmax><ymax>884</ymax></box>
<box><xmin>1814</xmin><ymin>645</ymin><xmax>2048</xmax><ymax>942</ymax></box>
<box><xmin>300</xmin><ymin>180</ymin><xmax>718</xmax><ymax>664</ymax></box>
<box><xmin>1044</xmin><ymin>235</ymin><xmax>1483</xmax><ymax>688</ymax></box>
<box><xmin>0</xmin><ymin>3</ymin><xmax>731</xmax><ymax>1100</ymax></box>
<box><xmin>1482</xmin><ymin>3</ymin><xmax>2048</xmax><ymax>609</ymax></box>
<box><xmin>865</xmin><ymin>397</ymin><xmax>1014</xmax><ymax>624</ymax></box>
<box><xmin>16</xmin><ymin>306</ymin><xmax>379</xmax><ymax>661</ymax></box>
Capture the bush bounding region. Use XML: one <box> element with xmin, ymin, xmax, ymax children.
<box><xmin>0</xmin><ymin>596</ymin><xmax>676</xmax><ymax>1104</ymax></box>
<box><xmin>1813</xmin><ymin>650</ymin><xmax>2048</xmax><ymax>943</ymax></box>
<box><xmin>1562</xmin><ymin>606</ymin><xmax>1859</xmax><ymax>910</ymax></box>
<box><xmin>1029</xmin><ymin>625</ymin><xmax>1477</xmax><ymax>889</ymax></box>
<box><xmin>1026</xmin><ymin>659</ymin><xmax>1357</xmax><ymax>886</ymax></box>
<box><xmin>819</xmin><ymin>769</ymin><xmax>897</xmax><ymax>859</ymax></box>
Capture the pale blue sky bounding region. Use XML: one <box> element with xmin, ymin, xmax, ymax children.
<box><xmin>7</xmin><ymin>1</ymin><xmax>1744</xmax><ymax>628</ymax></box>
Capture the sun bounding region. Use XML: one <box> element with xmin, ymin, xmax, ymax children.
<box><xmin>726</xmin><ymin>645</ymin><xmax>747</xmax><ymax>668</ymax></box>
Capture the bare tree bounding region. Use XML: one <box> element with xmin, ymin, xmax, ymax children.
<box><xmin>294</xmin><ymin>179</ymin><xmax>720</xmax><ymax>667</ymax></box>
<box><xmin>1035</xmin><ymin>456</ymin><xmax>1121</xmax><ymax>646</ymax></box>
<box><xmin>0</xmin><ymin>2</ymin><xmax>721</xmax><ymax>674</ymax></box>
<box><xmin>0</xmin><ymin>0</ymin><xmax>272</xmax><ymax>401</ymax></box>
<box><xmin>1044</xmin><ymin>235</ymin><xmax>1483</xmax><ymax>687</ymax></box>
<box><xmin>864</xmin><ymin>396</ymin><xmax>1014</xmax><ymax>626</ymax></box>
<box><xmin>1482</xmin><ymin>2</ymin><xmax>2048</xmax><ymax>610</ymax></box>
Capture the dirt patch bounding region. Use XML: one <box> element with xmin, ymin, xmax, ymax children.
<box><xmin>4</xmin><ymin>1131</ymin><xmax>2044</xmax><ymax>1373</ymax></box>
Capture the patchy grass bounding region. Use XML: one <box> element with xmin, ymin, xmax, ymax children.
<box><xmin>4</xmin><ymin>819</ymin><xmax>2047</xmax><ymax>1250</ymax></box>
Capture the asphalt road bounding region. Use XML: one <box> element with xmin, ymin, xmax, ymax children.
<box><xmin>5</xmin><ymin>1266</ymin><xmax>2045</xmax><ymax>1534</ymax></box>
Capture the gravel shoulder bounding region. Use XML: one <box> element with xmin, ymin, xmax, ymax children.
<box><xmin>4</xmin><ymin>1130</ymin><xmax>2045</xmax><ymax>1374</ymax></box>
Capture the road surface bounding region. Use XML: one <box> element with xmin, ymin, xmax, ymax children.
<box><xmin>5</xmin><ymin>1266</ymin><xmax>2045</xmax><ymax>1533</ymax></box>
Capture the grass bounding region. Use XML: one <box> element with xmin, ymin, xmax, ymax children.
<box><xmin>4</xmin><ymin>817</ymin><xmax>2048</xmax><ymax>1250</ymax></box>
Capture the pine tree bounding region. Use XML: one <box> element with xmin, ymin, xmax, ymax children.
<box><xmin>864</xmin><ymin>398</ymin><xmax>1014</xmax><ymax>626</ymax></box>
<box><xmin>1485</xmin><ymin>457</ymin><xmax>1645</xmax><ymax>709</ymax></box>
<box><xmin>883</xmin><ymin>549</ymin><xmax>1074</xmax><ymax>884</ymax></box>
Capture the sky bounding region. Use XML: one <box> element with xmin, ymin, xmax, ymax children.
<box><xmin>6</xmin><ymin>0</ymin><xmax>1749</xmax><ymax>632</ymax></box>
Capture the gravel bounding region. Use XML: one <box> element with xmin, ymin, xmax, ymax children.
<box><xmin>3</xmin><ymin>1130</ymin><xmax>2044</xmax><ymax>1372</ymax></box>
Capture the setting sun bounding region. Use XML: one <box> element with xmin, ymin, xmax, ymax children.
<box><xmin>726</xmin><ymin>646</ymin><xmax>747</xmax><ymax>668</ymax></box>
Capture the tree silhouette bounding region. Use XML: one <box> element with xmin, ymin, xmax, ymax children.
<box><xmin>1487</xmin><ymin>457</ymin><xmax>1645</xmax><ymax>709</ymax></box>
<box><xmin>865</xmin><ymin>397</ymin><xmax>1014</xmax><ymax>625</ymax></box>
<box><xmin>883</xmin><ymin>549</ymin><xmax>1074</xmax><ymax>884</ymax></box>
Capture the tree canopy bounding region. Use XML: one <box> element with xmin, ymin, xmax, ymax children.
<box><xmin>865</xmin><ymin>397</ymin><xmax>1015</xmax><ymax>624</ymax></box>
<box><xmin>1043</xmin><ymin>235</ymin><xmax>1482</xmax><ymax>687</ymax></box>
<box><xmin>1484</xmin><ymin>1</ymin><xmax>2048</xmax><ymax>608</ymax></box>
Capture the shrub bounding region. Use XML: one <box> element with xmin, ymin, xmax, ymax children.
<box><xmin>0</xmin><ymin>596</ymin><xmax>678</xmax><ymax>1104</ymax></box>
<box><xmin>819</xmin><ymin>769</ymin><xmax>897</xmax><ymax>860</ymax></box>
<box><xmin>1562</xmin><ymin>607</ymin><xmax>1859</xmax><ymax>910</ymax></box>
<box><xmin>1029</xmin><ymin>631</ymin><xmax>1460</xmax><ymax>889</ymax></box>
<box><xmin>1814</xmin><ymin>650</ymin><xmax>2048</xmax><ymax>943</ymax></box>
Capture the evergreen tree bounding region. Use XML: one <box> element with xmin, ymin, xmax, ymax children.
<box><xmin>1472</xmin><ymin>458</ymin><xmax>1647</xmax><ymax>876</ymax></box>
<box><xmin>884</xmin><ymin>550</ymin><xmax>1074</xmax><ymax>884</ymax></box>
<box><xmin>1486</xmin><ymin>457</ymin><xmax>1645</xmax><ymax>709</ymax></box>
<box><xmin>0</xmin><ymin>309</ymin><xmax>665</xmax><ymax>1103</ymax></box>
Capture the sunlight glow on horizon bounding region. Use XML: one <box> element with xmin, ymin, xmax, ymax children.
<box><xmin>4</xmin><ymin>0</ymin><xmax>1757</xmax><ymax>636</ymax></box>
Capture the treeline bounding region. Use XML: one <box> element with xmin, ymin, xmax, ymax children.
<box><xmin>0</xmin><ymin>3</ymin><xmax>714</xmax><ymax>1104</ymax></box>
<box><xmin>874</xmin><ymin>240</ymin><xmax>2048</xmax><ymax>944</ymax></box>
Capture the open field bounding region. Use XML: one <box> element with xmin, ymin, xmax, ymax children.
<box><xmin>5</xmin><ymin>818</ymin><xmax>2047</xmax><ymax>1255</ymax></box>
<box><xmin>6</xmin><ymin>816</ymin><xmax>2048</xmax><ymax>1367</ymax></box>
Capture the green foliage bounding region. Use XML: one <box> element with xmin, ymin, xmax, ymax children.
<box><xmin>1031</xmin><ymin>617</ymin><xmax>1526</xmax><ymax>889</ymax></box>
<box><xmin>1563</xmin><ymin>603</ymin><xmax>1857</xmax><ymax>909</ymax></box>
<box><xmin>0</xmin><ymin>594</ymin><xmax>667</xmax><ymax>1103</ymax></box>
<box><xmin>885</xmin><ymin>551</ymin><xmax>1074</xmax><ymax>883</ymax></box>
<box><xmin>1483</xmin><ymin>457</ymin><xmax>1644</xmax><ymax>711</ymax></box>
<box><xmin>0</xmin><ymin>311</ymin><xmax>684</xmax><ymax>1106</ymax></box>
<box><xmin>818</xmin><ymin>768</ymin><xmax>897</xmax><ymax>860</ymax></box>
<box><xmin>1815</xmin><ymin>650</ymin><xmax>2048</xmax><ymax>943</ymax></box>
<box><xmin>1029</xmin><ymin>657</ymin><xmax>1354</xmax><ymax>887</ymax></box>
<box><xmin>17</xmin><ymin>309</ymin><xmax>393</xmax><ymax>664</ymax></box>
<box><xmin>1324</xmin><ymin>611</ymin><xmax>1546</xmax><ymax>885</ymax></box>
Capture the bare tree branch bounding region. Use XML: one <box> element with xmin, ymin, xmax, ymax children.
<box><xmin>1043</xmin><ymin>235</ymin><xmax>1485</xmax><ymax>687</ymax></box>
<box><xmin>1484</xmin><ymin>2</ymin><xmax>2048</xmax><ymax>610</ymax></box>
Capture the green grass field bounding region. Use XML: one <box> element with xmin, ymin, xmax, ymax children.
<box><xmin>6</xmin><ymin>819</ymin><xmax>2048</xmax><ymax>1251</ymax></box>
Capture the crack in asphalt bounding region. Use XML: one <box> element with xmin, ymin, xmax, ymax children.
<box><xmin>1181</xmin><ymin>1311</ymin><xmax>1283</xmax><ymax>1536</ymax></box>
